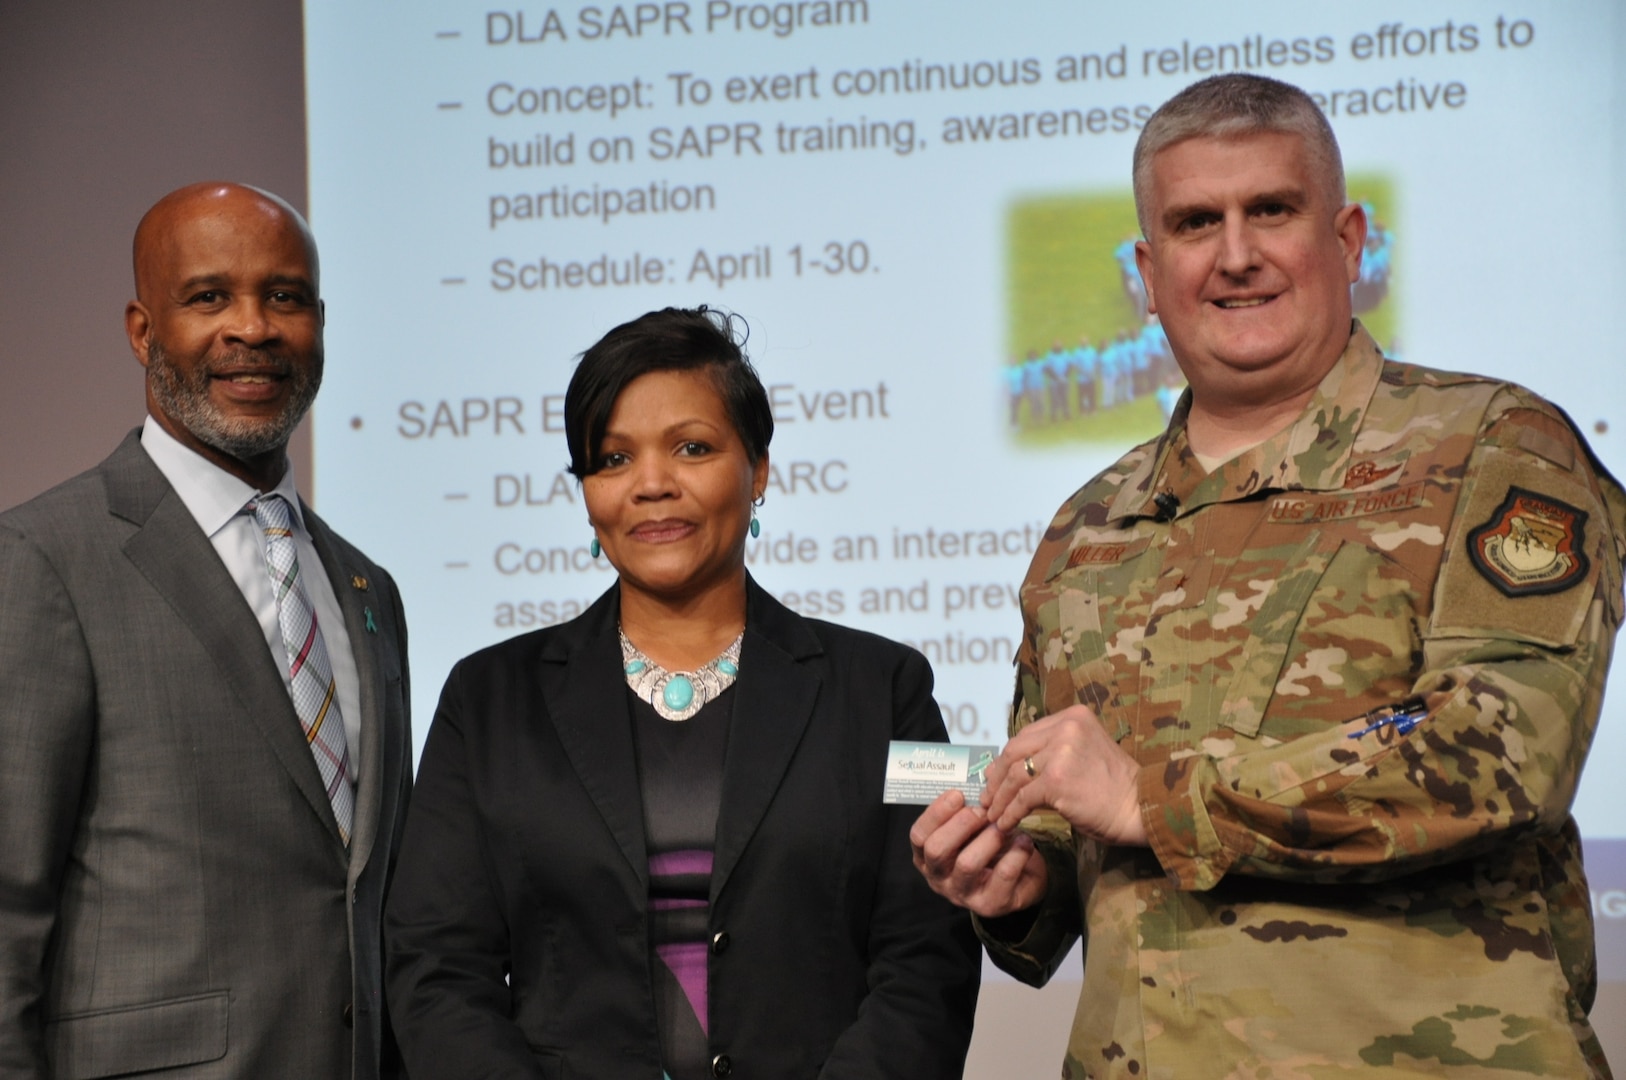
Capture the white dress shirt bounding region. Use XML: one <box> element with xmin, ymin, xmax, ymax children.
<box><xmin>141</xmin><ymin>416</ymin><xmax>362</xmax><ymax>782</ymax></box>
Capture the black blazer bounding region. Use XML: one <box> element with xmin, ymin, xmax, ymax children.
<box><xmin>385</xmin><ymin>578</ymin><xmax>980</xmax><ymax>1078</ymax></box>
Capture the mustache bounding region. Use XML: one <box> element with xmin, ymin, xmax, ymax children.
<box><xmin>202</xmin><ymin>348</ymin><xmax>298</xmax><ymax>377</ymax></box>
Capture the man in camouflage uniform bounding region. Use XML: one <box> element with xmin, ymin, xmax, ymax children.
<box><xmin>913</xmin><ymin>73</ymin><xmax>1624</xmax><ymax>1078</ymax></box>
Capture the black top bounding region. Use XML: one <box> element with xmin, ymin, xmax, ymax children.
<box><xmin>630</xmin><ymin>686</ymin><xmax>733</xmax><ymax>1080</ymax></box>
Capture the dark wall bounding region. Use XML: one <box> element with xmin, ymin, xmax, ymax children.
<box><xmin>0</xmin><ymin>0</ymin><xmax>310</xmax><ymax>512</ymax></box>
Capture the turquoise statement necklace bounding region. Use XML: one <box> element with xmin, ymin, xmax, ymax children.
<box><xmin>620</xmin><ymin>628</ymin><xmax>743</xmax><ymax>722</ymax></box>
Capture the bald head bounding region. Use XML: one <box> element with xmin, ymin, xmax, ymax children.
<box><xmin>126</xmin><ymin>182</ymin><xmax>325</xmax><ymax>490</ymax></box>
<box><xmin>133</xmin><ymin>182</ymin><xmax>319</xmax><ymax>304</ymax></box>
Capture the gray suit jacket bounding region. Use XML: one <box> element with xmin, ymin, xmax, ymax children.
<box><xmin>0</xmin><ymin>430</ymin><xmax>412</xmax><ymax>1079</ymax></box>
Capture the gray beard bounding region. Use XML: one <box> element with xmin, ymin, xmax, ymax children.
<box><xmin>146</xmin><ymin>340</ymin><xmax>321</xmax><ymax>461</ymax></box>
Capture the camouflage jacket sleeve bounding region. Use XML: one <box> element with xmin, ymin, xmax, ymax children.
<box><xmin>972</xmin><ymin>671</ymin><xmax>1085</xmax><ymax>985</ymax></box>
<box><xmin>970</xmin><ymin>819</ymin><xmax>1082</xmax><ymax>986</ymax></box>
<box><xmin>1144</xmin><ymin>388</ymin><xmax>1626</xmax><ymax>891</ymax></box>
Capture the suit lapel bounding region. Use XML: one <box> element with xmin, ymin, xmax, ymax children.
<box><xmin>106</xmin><ymin>434</ymin><xmax>343</xmax><ymax>846</ymax></box>
<box><xmin>711</xmin><ymin>581</ymin><xmax>822</xmax><ymax>901</ymax></box>
<box><xmin>303</xmin><ymin>509</ymin><xmax>387</xmax><ymax>876</ymax></box>
<box><xmin>541</xmin><ymin>590</ymin><xmax>648</xmax><ymax>885</ymax></box>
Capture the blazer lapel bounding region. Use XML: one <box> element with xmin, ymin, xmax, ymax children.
<box><xmin>106</xmin><ymin>434</ymin><xmax>342</xmax><ymax>846</ymax></box>
<box><xmin>711</xmin><ymin>580</ymin><xmax>823</xmax><ymax>901</ymax></box>
<box><xmin>303</xmin><ymin>509</ymin><xmax>388</xmax><ymax>874</ymax></box>
<box><xmin>540</xmin><ymin>589</ymin><xmax>648</xmax><ymax>885</ymax></box>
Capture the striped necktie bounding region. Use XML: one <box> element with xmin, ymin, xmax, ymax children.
<box><xmin>251</xmin><ymin>494</ymin><xmax>355</xmax><ymax>844</ymax></box>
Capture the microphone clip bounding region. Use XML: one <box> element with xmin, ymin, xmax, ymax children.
<box><xmin>1151</xmin><ymin>490</ymin><xmax>1180</xmax><ymax>523</ymax></box>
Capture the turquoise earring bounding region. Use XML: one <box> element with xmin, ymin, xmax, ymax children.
<box><xmin>749</xmin><ymin>513</ymin><xmax>760</xmax><ymax>539</ymax></box>
<box><xmin>589</xmin><ymin>537</ymin><xmax>601</xmax><ymax>558</ymax></box>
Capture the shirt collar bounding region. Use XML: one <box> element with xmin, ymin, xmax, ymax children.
<box><xmin>140</xmin><ymin>416</ymin><xmax>305</xmax><ymax>538</ymax></box>
<box><xmin>1107</xmin><ymin>320</ymin><xmax>1387</xmax><ymax>523</ymax></box>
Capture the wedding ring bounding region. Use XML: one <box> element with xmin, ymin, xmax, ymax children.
<box><xmin>1023</xmin><ymin>755</ymin><xmax>1037</xmax><ymax>778</ymax></box>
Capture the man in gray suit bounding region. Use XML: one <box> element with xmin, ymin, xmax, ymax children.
<box><xmin>0</xmin><ymin>183</ymin><xmax>411</xmax><ymax>1078</ymax></box>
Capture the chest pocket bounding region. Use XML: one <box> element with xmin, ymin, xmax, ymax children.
<box><xmin>1057</xmin><ymin>577</ymin><xmax>1114</xmax><ymax>718</ymax></box>
<box><xmin>1213</xmin><ymin>529</ymin><xmax>1343</xmax><ymax>738</ymax></box>
<box><xmin>1023</xmin><ymin>571</ymin><xmax>1110</xmax><ymax>719</ymax></box>
<box><xmin>1026</xmin><ymin>535</ymin><xmax>1153</xmax><ymax>738</ymax></box>
<box><xmin>1034</xmin><ymin>530</ymin><xmax>1164</xmax><ymax>741</ymax></box>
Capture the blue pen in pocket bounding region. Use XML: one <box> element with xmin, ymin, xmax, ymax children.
<box><xmin>1346</xmin><ymin>696</ymin><xmax>1429</xmax><ymax>739</ymax></box>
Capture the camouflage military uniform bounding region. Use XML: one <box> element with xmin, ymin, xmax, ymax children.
<box><xmin>980</xmin><ymin>323</ymin><xmax>1625</xmax><ymax>1078</ymax></box>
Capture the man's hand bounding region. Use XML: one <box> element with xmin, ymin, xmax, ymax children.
<box><xmin>909</xmin><ymin>790</ymin><xmax>1049</xmax><ymax>917</ymax></box>
<box><xmin>982</xmin><ymin>704</ymin><xmax>1148</xmax><ymax>845</ymax></box>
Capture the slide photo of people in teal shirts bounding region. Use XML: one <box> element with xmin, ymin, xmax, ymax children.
<box><xmin>1003</xmin><ymin>180</ymin><xmax>1398</xmax><ymax>447</ymax></box>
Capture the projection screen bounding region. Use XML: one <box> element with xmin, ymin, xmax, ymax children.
<box><xmin>304</xmin><ymin>0</ymin><xmax>1626</xmax><ymax>1055</ymax></box>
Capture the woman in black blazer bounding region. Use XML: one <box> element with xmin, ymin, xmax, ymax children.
<box><xmin>385</xmin><ymin>307</ymin><xmax>981</xmax><ymax>1079</ymax></box>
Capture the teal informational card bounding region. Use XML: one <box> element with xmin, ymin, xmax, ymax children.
<box><xmin>882</xmin><ymin>741</ymin><xmax>1000</xmax><ymax>805</ymax></box>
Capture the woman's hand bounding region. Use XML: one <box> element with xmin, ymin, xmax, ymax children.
<box><xmin>909</xmin><ymin>790</ymin><xmax>1050</xmax><ymax>917</ymax></box>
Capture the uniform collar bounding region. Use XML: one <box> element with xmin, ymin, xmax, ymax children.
<box><xmin>1107</xmin><ymin>320</ymin><xmax>1385</xmax><ymax>523</ymax></box>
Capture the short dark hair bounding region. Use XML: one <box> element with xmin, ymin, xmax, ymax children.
<box><xmin>1133</xmin><ymin>73</ymin><xmax>1344</xmax><ymax>235</ymax></box>
<box><xmin>563</xmin><ymin>306</ymin><xmax>774</xmax><ymax>479</ymax></box>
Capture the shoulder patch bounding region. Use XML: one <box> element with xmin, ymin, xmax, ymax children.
<box><xmin>1466</xmin><ymin>486</ymin><xmax>1590</xmax><ymax>597</ymax></box>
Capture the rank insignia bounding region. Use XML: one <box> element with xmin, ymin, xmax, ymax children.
<box><xmin>1343</xmin><ymin>460</ymin><xmax>1402</xmax><ymax>488</ymax></box>
<box><xmin>1467</xmin><ymin>486</ymin><xmax>1589</xmax><ymax>597</ymax></box>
